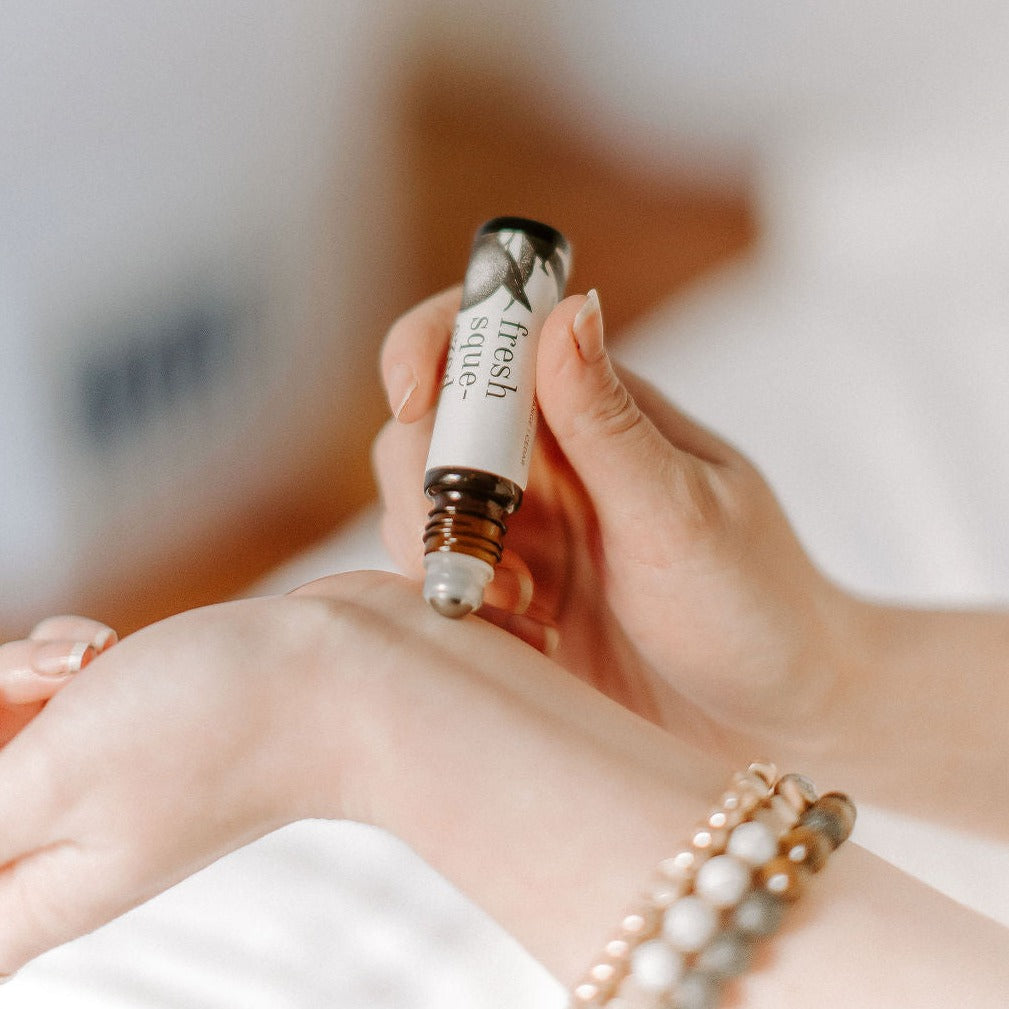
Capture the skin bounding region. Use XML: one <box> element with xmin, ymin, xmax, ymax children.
<box><xmin>0</xmin><ymin>287</ymin><xmax>1006</xmax><ymax>1002</ymax></box>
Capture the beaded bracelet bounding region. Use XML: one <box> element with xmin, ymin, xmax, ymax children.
<box><xmin>570</xmin><ymin>763</ymin><xmax>855</xmax><ymax>1009</ymax></box>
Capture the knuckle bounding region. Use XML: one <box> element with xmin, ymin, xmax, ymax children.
<box><xmin>590</xmin><ymin>370</ymin><xmax>647</xmax><ymax>440</ymax></box>
<box><xmin>674</xmin><ymin>463</ymin><xmax>726</xmax><ymax>535</ymax></box>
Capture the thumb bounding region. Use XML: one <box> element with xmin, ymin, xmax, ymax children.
<box><xmin>536</xmin><ymin>291</ymin><xmax>720</xmax><ymax>547</ymax></box>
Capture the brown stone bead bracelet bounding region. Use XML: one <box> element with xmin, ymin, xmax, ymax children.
<box><xmin>569</xmin><ymin>763</ymin><xmax>856</xmax><ymax>1009</ymax></box>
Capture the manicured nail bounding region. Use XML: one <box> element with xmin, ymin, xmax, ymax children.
<box><xmin>387</xmin><ymin>362</ymin><xmax>418</xmax><ymax>420</ymax></box>
<box><xmin>514</xmin><ymin>570</ymin><xmax>534</xmax><ymax>616</ymax></box>
<box><xmin>542</xmin><ymin>625</ymin><xmax>561</xmax><ymax>657</ymax></box>
<box><xmin>572</xmin><ymin>289</ymin><xmax>604</xmax><ymax>362</ymax></box>
<box><xmin>492</xmin><ymin>566</ymin><xmax>534</xmax><ymax>616</ymax></box>
<box><xmin>32</xmin><ymin>641</ymin><xmax>95</xmax><ymax>677</ymax></box>
<box><xmin>92</xmin><ymin>626</ymin><xmax>118</xmax><ymax>652</ymax></box>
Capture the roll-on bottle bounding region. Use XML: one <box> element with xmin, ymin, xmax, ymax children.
<box><xmin>423</xmin><ymin>217</ymin><xmax>571</xmax><ymax>617</ymax></box>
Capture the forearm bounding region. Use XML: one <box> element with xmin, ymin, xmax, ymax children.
<box><xmin>373</xmin><ymin>696</ymin><xmax>1009</xmax><ymax>1005</ymax></box>
<box><xmin>745</xmin><ymin>841</ymin><xmax>1009</xmax><ymax>1007</ymax></box>
<box><xmin>2</xmin><ymin>574</ymin><xmax>1004</xmax><ymax>1004</ymax></box>
<box><xmin>311</xmin><ymin>591</ymin><xmax>1008</xmax><ymax>1004</ymax></box>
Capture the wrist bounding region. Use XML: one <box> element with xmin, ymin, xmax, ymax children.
<box><xmin>751</xmin><ymin>580</ymin><xmax>877</xmax><ymax>782</ymax></box>
<box><xmin>253</xmin><ymin>589</ymin><xmax>380</xmax><ymax>828</ymax></box>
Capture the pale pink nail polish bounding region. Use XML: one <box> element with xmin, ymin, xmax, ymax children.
<box><xmin>543</xmin><ymin>625</ymin><xmax>561</xmax><ymax>657</ymax></box>
<box><xmin>572</xmin><ymin>289</ymin><xmax>604</xmax><ymax>362</ymax></box>
<box><xmin>32</xmin><ymin>641</ymin><xmax>94</xmax><ymax>677</ymax></box>
<box><xmin>92</xmin><ymin>626</ymin><xmax>118</xmax><ymax>651</ymax></box>
<box><xmin>514</xmin><ymin>570</ymin><xmax>534</xmax><ymax>616</ymax></box>
<box><xmin>388</xmin><ymin>362</ymin><xmax>418</xmax><ymax>420</ymax></box>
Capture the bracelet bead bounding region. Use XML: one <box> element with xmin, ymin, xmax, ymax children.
<box><xmin>746</xmin><ymin>761</ymin><xmax>779</xmax><ymax>787</ymax></box>
<box><xmin>705</xmin><ymin>807</ymin><xmax>732</xmax><ymax>831</ymax></box>
<box><xmin>732</xmin><ymin>888</ymin><xmax>786</xmax><ymax>938</ymax></box>
<box><xmin>696</xmin><ymin>927</ymin><xmax>755</xmax><ymax>980</ymax></box>
<box><xmin>647</xmin><ymin>872</ymin><xmax>691</xmax><ymax>910</ymax></box>
<box><xmin>774</xmin><ymin>772</ymin><xmax>818</xmax><ymax>815</ymax></box>
<box><xmin>797</xmin><ymin>805</ymin><xmax>845</xmax><ymax>850</ymax></box>
<box><xmin>780</xmin><ymin>824</ymin><xmax>832</xmax><ymax>873</ymax></box>
<box><xmin>569</xmin><ymin>767</ymin><xmax>854</xmax><ymax>1009</ymax></box>
<box><xmin>730</xmin><ymin>771</ymin><xmax>772</xmax><ymax>809</ymax></box>
<box><xmin>658</xmin><ymin>849</ymin><xmax>704</xmax><ymax>882</ymax></box>
<box><xmin>690</xmin><ymin>822</ymin><xmax>730</xmax><ymax>855</ymax></box>
<box><xmin>630</xmin><ymin>939</ymin><xmax>684</xmax><ymax>991</ymax></box>
<box><xmin>799</xmin><ymin>792</ymin><xmax>857</xmax><ymax>848</ymax></box>
<box><xmin>621</xmin><ymin>908</ymin><xmax>662</xmax><ymax>941</ymax></box>
<box><xmin>752</xmin><ymin>794</ymin><xmax>800</xmax><ymax>835</ymax></box>
<box><xmin>726</xmin><ymin>819</ymin><xmax>778</xmax><ymax>866</ymax></box>
<box><xmin>662</xmin><ymin>895</ymin><xmax>719</xmax><ymax>953</ymax></box>
<box><xmin>757</xmin><ymin>855</ymin><xmax>809</xmax><ymax>901</ymax></box>
<box><xmin>675</xmin><ymin>969</ymin><xmax>723</xmax><ymax>1009</ymax></box>
<box><xmin>694</xmin><ymin>854</ymin><xmax>751</xmax><ymax>908</ymax></box>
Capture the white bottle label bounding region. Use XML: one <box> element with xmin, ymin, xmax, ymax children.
<box><xmin>425</xmin><ymin>227</ymin><xmax>570</xmax><ymax>489</ymax></box>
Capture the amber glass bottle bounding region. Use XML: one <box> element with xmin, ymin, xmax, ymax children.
<box><xmin>423</xmin><ymin>217</ymin><xmax>571</xmax><ymax>617</ymax></box>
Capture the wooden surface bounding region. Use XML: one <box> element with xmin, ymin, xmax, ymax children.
<box><xmin>399</xmin><ymin>60</ymin><xmax>756</xmax><ymax>336</ymax></box>
<box><xmin>12</xmin><ymin>60</ymin><xmax>754</xmax><ymax>640</ymax></box>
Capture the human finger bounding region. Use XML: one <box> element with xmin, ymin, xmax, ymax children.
<box><xmin>616</xmin><ymin>364</ymin><xmax>742</xmax><ymax>468</ymax></box>
<box><xmin>380</xmin><ymin>286</ymin><xmax>461</xmax><ymax>423</ymax></box>
<box><xmin>0</xmin><ymin>639</ymin><xmax>97</xmax><ymax>705</ymax></box>
<box><xmin>536</xmin><ymin>291</ymin><xmax>731</xmax><ymax>556</ymax></box>
<box><xmin>477</xmin><ymin>605</ymin><xmax>559</xmax><ymax>655</ymax></box>
<box><xmin>373</xmin><ymin>416</ymin><xmax>433</xmax><ymax>579</ymax></box>
<box><xmin>483</xmin><ymin>548</ymin><xmax>535</xmax><ymax>616</ymax></box>
<box><xmin>29</xmin><ymin>616</ymin><xmax>118</xmax><ymax>653</ymax></box>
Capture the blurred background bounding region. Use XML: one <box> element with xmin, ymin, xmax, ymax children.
<box><xmin>5</xmin><ymin>3</ymin><xmax>1008</xmax><ymax>634</ymax></box>
<box><xmin>4</xmin><ymin>3</ymin><xmax>1009</xmax><ymax>1006</ymax></box>
<box><xmin>0</xmin><ymin>1</ymin><xmax>758</xmax><ymax>638</ymax></box>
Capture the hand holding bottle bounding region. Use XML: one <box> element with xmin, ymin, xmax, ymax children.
<box><xmin>378</xmin><ymin>287</ymin><xmax>1009</xmax><ymax>840</ymax></box>
<box><xmin>378</xmin><ymin>288</ymin><xmax>855</xmax><ymax>759</ymax></box>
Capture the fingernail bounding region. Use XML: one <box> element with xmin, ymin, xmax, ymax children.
<box><xmin>572</xmin><ymin>289</ymin><xmax>604</xmax><ymax>363</ymax></box>
<box><xmin>485</xmin><ymin>565</ymin><xmax>534</xmax><ymax>616</ymax></box>
<box><xmin>542</xmin><ymin>625</ymin><xmax>560</xmax><ymax>657</ymax></box>
<box><xmin>514</xmin><ymin>570</ymin><xmax>534</xmax><ymax>616</ymax></box>
<box><xmin>387</xmin><ymin>362</ymin><xmax>418</xmax><ymax>420</ymax></box>
<box><xmin>92</xmin><ymin>626</ymin><xmax>118</xmax><ymax>652</ymax></box>
<box><xmin>32</xmin><ymin>641</ymin><xmax>96</xmax><ymax>677</ymax></box>
<box><xmin>498</xmin><ymin>567</ymin><xmax>534</xmax><ymax>616</ymax></box>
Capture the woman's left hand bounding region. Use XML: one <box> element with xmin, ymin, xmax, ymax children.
<box><xmin>0</xmin><ymin>572</ymin><xmax>721</xmax><ymax>983</ymax></box>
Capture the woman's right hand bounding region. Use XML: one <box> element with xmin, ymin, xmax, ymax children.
<box><xmin>375</xmin><ymin>288</ymin><xmax>863</xmax><ymax>769</ymax></box>
<box><xmin>377</xmin><ymin>288</ymin><xmax>1009</xmax><ymax>841</ymax></box>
